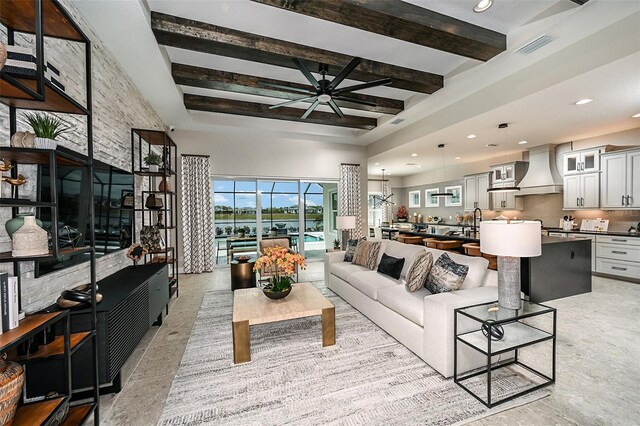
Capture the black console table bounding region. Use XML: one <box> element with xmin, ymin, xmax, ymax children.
<box><xmin>30</xmin><ymin>264</ymin><xmax>169</xmax><ymax>397</ymax></box>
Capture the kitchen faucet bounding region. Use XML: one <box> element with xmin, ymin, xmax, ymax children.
<box><xmin>473</xmin><ymin>207</ymin><xmax>482</xmax><ymax>237</ymax></box>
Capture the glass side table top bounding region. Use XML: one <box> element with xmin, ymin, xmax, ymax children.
<box><xmin>457</xmin><ymin>300</ymin><xmax>554</xmax><ymax>324</ymax></box>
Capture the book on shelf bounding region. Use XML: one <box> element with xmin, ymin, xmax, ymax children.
<box><xmin>0</xmin><ymin>273</ymin><xmax>19</xmax><ymax>332</ymax></box>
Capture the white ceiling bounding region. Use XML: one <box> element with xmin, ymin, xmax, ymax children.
<box><xmin>74</xmin><ymin>0</ymin><xmax>640</xmax><ymax>175</ymax></box>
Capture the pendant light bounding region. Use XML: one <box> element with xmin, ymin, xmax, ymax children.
<box><xmin>373</xmin><ymin>169</ymin><xmax>394</xmax><ymax>207</ymax></box>
<box><xmin>433</xmin><ymin>144</ymin><xmax>454</xmax><ymax>198</ymax></box>
<box><xmin>487</xmin><ymin>123</ymin><xmax>521</xmax><ymax>194</ymax></box>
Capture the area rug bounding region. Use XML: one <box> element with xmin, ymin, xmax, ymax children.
<box><xmin>158</xmin><ymin>283</ymin><xmax>548</xmax><ymax>425</ymax></box>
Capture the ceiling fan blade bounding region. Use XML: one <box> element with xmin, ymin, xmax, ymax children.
<box><xmin>327</xmin><ymin>56</ymin><xmax>361</xmax><ymax>91</ymax></box>
<box><xmin>334</xmin><ymin>78</ymin><xmax>393</xmax><ymax>95</ymax></box>
<box><xmin>259</xmin><ymin>81</ymin><xmax>315</xmax><ymax>94</ymax></box>
<box><xmin>332</xmin><ymin>95</ymin><xmax>378</xmax><ymax>107</ymax></box>
<box><xmin>269</xmin><ymin>96</ymin><xmax>317</xmax><ymax>109</ymax></box>
<box><xmin>292</xmin><ymin>58</ymin><xmax>321</xmax><ymax>90</ymax></box>
<box><xmin>301</xmin><ymin>99</ymin><xmax>320</xmax><ymax>119</ymax></box>
<box><xmin>328</xmin><ymin>99</ymin><xmax>344</xmax><ymax>118</ymax></box>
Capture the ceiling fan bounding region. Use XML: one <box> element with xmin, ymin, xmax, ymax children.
<box><xmin>263</xmin><ymin>57</ymin><xmax>392</xmax><ymax>119</ymax></box>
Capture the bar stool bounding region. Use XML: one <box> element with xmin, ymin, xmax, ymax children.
<box><xmin>397</xmin><ymin>235</ymin><xmax>424</xmax><ymax>245</ymax></box>
<box><xmin>423</xmin><ymin>238</ymin><xmax>440</xmax><ymax>248</ymax></box>
<box><xmin>462</xmin><ymin>242</ymin><xmax>482</xmax><ymax>257</ymax></box>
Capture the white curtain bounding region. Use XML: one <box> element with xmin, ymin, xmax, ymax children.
<box><xmin>381</xmin><ymin>179</ymin><xmax>392</xmax><ymax>225</ymax></box>
<box><xmin>339</xmin><ymin>163</ymin><xmax>363</xmax><ymax>239</ymax></box>
<box><xmin>180</xmin><ymin>155</ymin><xmax>214</xmax><ymax>273</ymax></box>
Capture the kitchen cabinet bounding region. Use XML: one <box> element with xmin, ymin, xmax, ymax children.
<box><xmin>595</xmin><ymin>234</ymin><xmax>640</xmax><ymax>280</ymax></box>
<box><xmin>568</xmin><ymin>234</ymin><xmax>596</xmax><ymax>271</ymax></box>
<box><xmin>563</xmin><ymin>172</ymin><xmax>599</xmax><ymax>209</ymax></box>
<box><xmin>563</xmin><ymin>148</ymin><xmax>601</xmax><ymax>175</ymax></box>
<box><xmin>491</xmin><ymin>183</ymin><xmax>523</xmax><ymax>210</ymax></box>
<box><xmin>601</xmin><ymin>148</ymin><xmax>640</xmax><ymax>209</ymax></box>
<box><xmin>463</xmin><ymin>173</ymin><xmax>490</xmax><ymax>211</ymax></box>
<box><xmin>490</xmin><ymin>161</ymin><xmax>528</xmax><ymax>183</ymax></box>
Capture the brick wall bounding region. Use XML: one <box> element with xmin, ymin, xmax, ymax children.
<box><xmin>0</xmin><ymin>0</ymin><xmax>166</xmax><ymax>313</ymax></box>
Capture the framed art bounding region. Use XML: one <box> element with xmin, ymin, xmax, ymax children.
<box><xmin>445</xmin><ymin>185</ymin><xmax>463</xmax><ymax>207</ymax></box>
<box><xmin>408</xmin><ymin>190</ymin><xmax>421</xmax><ymax>208</ymax></box>
<box><xmin>425</xmin><ymin>188</ymin><xmax>440</xmax><ymax>207</ymax></box>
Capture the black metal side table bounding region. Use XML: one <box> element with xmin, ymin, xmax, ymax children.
<box><xmin>454</xmin><ymin>300</ymin><xmax>556</xmax><ymax>408</ymax></box>
<box><xmin>231</xmin><ymin>258</ymin><xmax>257</xmax><ymax>290</ymax></box>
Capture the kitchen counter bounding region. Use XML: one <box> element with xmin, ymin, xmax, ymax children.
<box><xmin>543</xmin><ymin>227</ymin><xmax>639</xmax><ymax>238</ymax></box>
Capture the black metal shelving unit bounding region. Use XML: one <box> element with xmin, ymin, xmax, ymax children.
<box><xmin>130</xmin><ymin>128</ymin><xmax>179</xmax><ymax>308</ymax></box>
<box><xmin>0</xmin><ymin>0</ymin><xmax>99</xmax><ymax>424</ymax></box>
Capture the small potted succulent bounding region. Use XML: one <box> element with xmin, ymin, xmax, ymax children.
<box><xmin>333</xmin><ymin>238</ymin><xmax>340</xmax><ymax>250</ymax></box>
<box><xmin>397</xmin><ymin>205</ymin><xmax>408</xmax><ymax>222</ymax></box>
<box><xmin>143</xmin><ymin>152</ymin><xmax>163</xmax><ymax>172</ymax></box>
<box><xmin>25</xmin><ymin>112</ymin><xmax>70</xmax><ymax>149</ymax></box>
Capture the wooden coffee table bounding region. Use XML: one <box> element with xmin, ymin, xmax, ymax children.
<box><xmin>232</xmin><ymin>283</ymin><xmax>335</xmax><ymax>364</ymax></box>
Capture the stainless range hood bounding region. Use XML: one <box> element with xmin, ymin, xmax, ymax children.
<box><xmin>517</xmin><ymin>144</ymin><xmax>563</xmax><ymax>195</ymax></box>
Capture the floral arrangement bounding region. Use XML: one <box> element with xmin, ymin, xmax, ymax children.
<box><xmin>254</xmin><ymin>246</ymin><xmax>306</xmax><ymax>292</ymax></box>
<box><xmin>397</xmin><ymin>205</ymin><xmax>408</xmax><ymax>219</ymax></box>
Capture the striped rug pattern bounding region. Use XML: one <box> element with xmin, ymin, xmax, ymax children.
<box><xmin>159</xmin><ymin>283</ymin><xmax>547</xmax><ymax>425</ymax></box>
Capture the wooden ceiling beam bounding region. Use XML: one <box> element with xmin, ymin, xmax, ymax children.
<box><xmin>251</xmin><ymin>0</ymin><xmax>506</xmax><ymax>62</ymax></box>
<box><xmin>151</xmin><ymin>12</ymin><xmax>443</xmax><ymax>94</ymax></box>
<box><xmin>172</xmin><ymin>63</ymin><xmax>404</xmax><ymax>115</ymax></box>
<box><xmin>184</xmin><ymin>94</ymin><xmax>377</xmax><ymax>130</ymax></box>
<box><xmin>569</xmin><ymin>0</ymin><xmax>590</xmax><ymax>4</ymax></box>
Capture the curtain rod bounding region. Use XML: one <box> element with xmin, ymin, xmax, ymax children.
<box><xmin>367</xmin><ymin>179</ymin><xmax>390</xmax><ymax>182</ymax></box>
<box><xmin>181</xmin><ymin>154</ymin><xmax>210</xmax><ymax>158</ymax></box>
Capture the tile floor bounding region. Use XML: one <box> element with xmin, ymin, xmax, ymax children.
<box><xmin>97</xmin><ymin>262</ymin><xmax>640</xmax><ymax>425</ymax></box>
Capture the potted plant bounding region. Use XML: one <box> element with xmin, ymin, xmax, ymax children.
<box><xmin>397</xmin><ymin>205</ymin><xmax>408</xmax><ymax>222</ymax></box>
<box><xmin>237</xmin><ymin>227</ymin><xmax>245</xmax><ymax>238</ymax></box>
<box><xmin>253</xmin><ymin>246</ymin><xmax>306</xmax><ymax>299</ymax></box>
<box><xmin>269</xmin><ymin>226</ymin><xmax>278</xmax><ymax>237</ymax></box>
<box><xmin>143</xmin><ymin>152</ymin><xmax>163</xmax><ymax>172</ymax></box>
<box><xmin>224</xmin><ymin>225</ymin><xmax>233</xmax><ymax>235</ymax></box>
<box><xmin>25</xmin><ymin>112</ymin><xmax>70</xmax><ymax>149</ymax></box>
<box><xmin>333</xmin><ymin>238</ymin><xmax>340</xmax><ymax>250</ymax></box>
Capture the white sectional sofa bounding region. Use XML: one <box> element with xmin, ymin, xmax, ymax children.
<box><xmin>324</xmin><ymin>239</ymin><xmax>499</xmax><ymax>378</ymax></box>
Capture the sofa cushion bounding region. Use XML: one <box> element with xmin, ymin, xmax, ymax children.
<box><xmin>382</xmin><ymin>240</ymin><xmax>427</xmax><ymax>278</ymax></box>
<box><xmin>377</xmin><ymin>284</ymin><xmax>432</xmax><ymax>326</ymax></box>
<box><xmin>343</xmin><ymin>238</ymin><xmax>364</xmax><ymax>262</ymax></box>
<box><xmin>444</xmin><ymin>251</ymin><xmax>489</xmax><ymax>289</ymax></box>
<box><xmin>425</xmin><ymin>253</ymin><xmax>468</xmax><ymax>294</ymax></box>
<box><xmin>352</xmin><ymin>241</ymin><xmax>382</xmax><ymax>269</ymax></box>
<box><xmin>405</xmin><ymin>251</ymin><xmax>434</xmax><ymax>292</ymax></box>
<box><xmin>330</xmin><ymin>261</ymin><xmax>369</xmax><ymax>282</ymax></box>
<box><xmin>377</xmin><ymin>253</ymin><xmax>405</xmax><ymax>280</ymax></box>
<box><xmin>349</xmin><ymin>270</ymin><xmax>398</xmax><ymax>300</ymax></box>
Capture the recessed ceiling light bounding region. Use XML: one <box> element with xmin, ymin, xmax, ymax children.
<box><xmin>467</xmin><ymin>134</ymin><xmax>477</xmax><ymax>139</ymax></box>
<box><xmin>575</xmin><ymin>98</ymin><xmax>593</xmax><ymax>105</ymax></box>
<box><xmin>417</xmin><ymin>165</ymin><xmax>422</xmax><ymax>168</ymax></box>
<box><xmin>454</xmin><ymin>157</ymin><xmax>461</xmax><ymax>160</ymax></box>
<box><xmin>518</xmin><ymin>140</ymin><xmax>528</xmax><ymax>145</ymax></box>
<box><xmin>411</xmin><ymin>153</ymin><xmax>418</xmax><ymax>157</ymax></box>
<box><xmin>486</xmin><ymin>143</ymin><xmax>498</xmax><ymax>147</ymax></box>
<box><xmin>374</xmin><ymin>162</ymin><xmax>380</xmax><ymax>166</ymax></box>
<box><xmin>473</xmin><ymin>0</ymin><xmax>493</xmax><ymax>13</ymax></box>
<box><xmin>632</xmin><ymin>113</ymin><xmax>640</xmax><ymax>118</ymax></box>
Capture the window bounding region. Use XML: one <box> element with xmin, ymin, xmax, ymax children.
<box><xmin>368</xmin><ymin>194</ymin><xmax>383</xmax><ymax>226</ymax></box>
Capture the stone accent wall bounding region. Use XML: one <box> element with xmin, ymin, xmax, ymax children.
<box><xmin>0</xmin><ymin>0</ymin><xmax>166</xmax><ymax>313</ymax></box>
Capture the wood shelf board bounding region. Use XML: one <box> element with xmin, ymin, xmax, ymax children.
<box><xmin>132</xmin><ymin>128</ymin><xmax>176</xmax><ymax>146</ymax></box>
<box><xmin>0</xmin><ymin>147</ymin><xmax>87</xmax><ymax>166</ymax></box>
<box><xmin>0</xmin><ymin>0</ymin><xmax>84</xmax><ymax>41</ymax></box>
<box><xmin>0</xmin><ymin>247</ymin><xmax>92</xmax><ymax>263</ymax></box>
<box><xmin>13</xmin><ymin>397</ymin><xmax>67</xmax><ymax>426</ymax></box>
<box><xmin>0</xmin><ymin>77</ymin><xmax>88</xmax><ymax>115</ymax></box>
<box><xmin>61</xmin><ymin>403</ymin><xmax>95</xmax><ymax>426</ymax></box>
<box><xmin>134</xmin><ymin>169</ymin><xmax>176</xmax><ymax>177</ymax></box>
<box><xmin>0</xmin><ymin>199</ymin><xmax>55</xmax><ymax>208</ymax></box>
<box><xmin>15</xmin><ymin>332</ymin><xmax>90</xmax><ymax>361</ymax></box>
<box><xmin>0</xmin><ymin>312</ymin><xmax>64</xmax><ymax>352</ymax></box>
<box><xmin>146</xmin><ymin>247</ymin><xmax>175</xmax><ymax>254</ymax></box>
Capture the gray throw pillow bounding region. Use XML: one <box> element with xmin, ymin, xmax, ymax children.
<box><xmin>405</xmin><ymin>251</ymin><xmax>434</xmax><ymax>292</ymax></box>
<box><xmin>352</xmin><ymin>240</ymin><xmax>382</xmax><ymax>270</ymax></box>
<box><xmin>425</xmin><ymin>252</ymin><xmax>469</xmax><ymax>294</ymax></box>
<box><xmin>343</xmin><ymin>238</ymin><xmax>364</xmax><ymax>262</ymax></box>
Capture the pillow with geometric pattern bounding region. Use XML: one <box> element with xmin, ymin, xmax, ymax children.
<box><xmin>405</xmin><ymin>251</ymin><xmax>434</xmax><ymax>292</ymax></box>
<box><xmin>343</xmin><ymin>238</ymin><xmax>365</xmax><ymax>262</ymax></box>
<box><xmin>352</xmin><ymin>240</ymin><xmax>382</xmax><ymax>270</ymax></box>
<box><xmin>424</xmin><ymin>252</ymin><xmax>469</xmax><ymax>294</ymax></box>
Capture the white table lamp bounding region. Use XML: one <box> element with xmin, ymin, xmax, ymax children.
<box><xmin>480</xmin><ymin>221</ymin><xmax>541</xmax><ymax>309</ymax></box>
<box><xmin>336</xmin><ymin>215</ymin><xmax>357</xmax><ymax>250</ymax></box>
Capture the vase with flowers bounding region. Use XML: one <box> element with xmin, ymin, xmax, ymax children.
<box><xmin>254</xmin><ymin>246</ymin><xmax>306</xmax><ymax>300</ymax></box>
<box><xmin>396</xmin><ymin>205</ymin><xmax>408</xmax><ymax>222</ymax></box>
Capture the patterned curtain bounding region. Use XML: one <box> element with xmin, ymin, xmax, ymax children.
<box><xmin>381</xmin><ymin>179</ymin><xmax>392</xmax><ymax>225</ymax></box>
<box><xmin>339</xmin><ymin>163</ymin><xmax>363</xmax><ymax>239</ymax></box>
<box><xmin>180</xmin><ymin>155</ymin><xmax>214</xmax><ymax>273</ymax></box>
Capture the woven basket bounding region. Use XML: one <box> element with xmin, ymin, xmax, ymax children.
<box><xmin>0</xmin><ymin>360</ymin><xmax>24</xmax><ymax>426</ymax></box>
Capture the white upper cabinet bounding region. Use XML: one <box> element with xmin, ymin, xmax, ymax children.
<box><xmin>563</xmin><ymin>173</ymin><xmax>600</xmax><ymax>209</ymax></box>
<box><xmin>601</xmin><ymin>148</ymin><xmax>640</xmax><ymax>209</ymax></box>
<box><xmin>563</xmin><ymin>148</ymin><xmax>601</xmax><ymax>175</ymax></box>
<box><xmin>463</xmin><ymin>173</ymin><xmax>490</xmax><ymax>211</ymax></box>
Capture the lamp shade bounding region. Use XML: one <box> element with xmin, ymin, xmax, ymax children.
<box><xmin>336</xmin><ymin>215</ymin><xmax>356</xmax><ymax>230</ymax></box>
<box><xmin>480</xmin><ymin>221</ymin><xmax>541</xmax><ymax>257</ymax></box>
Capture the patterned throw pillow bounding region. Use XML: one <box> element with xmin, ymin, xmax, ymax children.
<box><xmin>343</xmin><ymin>238</ymin><xmax>364</xmax><ymax>262</ymax></box>
<box><xmin>352</xmin><ymin>241</ymin><xmax>382</xmax><ymax>270</ymax></box>
<box><xmin>425</xmin><ymin>252</ymin><xmax>469</xmax><ymax>294</ymax></box>
<box><xmin>377</xmin><ymin>253</ymin><xmax>405</xmax><ymax>280</ymax></box>
<box><xmin>405</xmin><ymin>251</ymin><xmax>434</xmax><ymax>292</ymax></box>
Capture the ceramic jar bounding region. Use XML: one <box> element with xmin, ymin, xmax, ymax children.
<box><xmin>5</xmin><ymin>214</ymin><xmax>44</xmax><ymax>238</ymax></box>
<box><xmin>12</xmin><ymin>215</ymin><xmax>48</xmax><ymax>256</ymax></box>
<box><xmin>34</xmin><ymin>137</ymin><xmax>57</xmax><ymax>149</ymax></box>
<box><xmin>0</xmin><ymin>360</ymin><xmax>24</xmax><ymax>425</ymax></box>
<box><xmin>148</xmin><ymin>164</ymin><xmax>159</xmax><ymax>172</ymax></box>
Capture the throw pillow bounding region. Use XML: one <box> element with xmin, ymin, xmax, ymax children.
<box><xmin>352</xmin><ymin>240</ymin><xmax>382</xmax><ymax>270</ymax></box>
<box><xmin>377</xmin><ymin>253</ymin><xmax>405</xmax><ymax>280</ymax></box>
<box><xmin>425</xmin><ymin>252</ymin><xmax>469</xmax><ymax>294</ymax></box>
<box><xmin>343</xmin><ymin>238</ymin><xmax>364</xmax><ymax>262</ymax></box>
<box><xmin>405</xmin><ymin>251</ymin><xmax>434</xmax><ymax>292</ymax></box>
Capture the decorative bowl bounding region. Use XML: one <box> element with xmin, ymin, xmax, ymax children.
<box><xmin>262</xmin><ymin>287</ymin><xmax>291</xmax><ymax>300</ymax></box>
<box><xmin>235</xmin><ymin>255</ymin><xmax>251</xmax><ymax>263</ymax></box>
